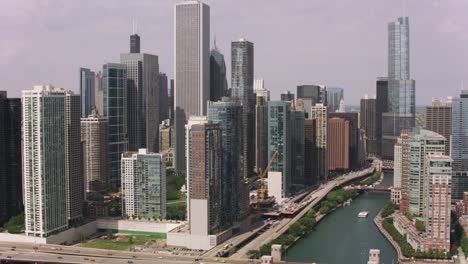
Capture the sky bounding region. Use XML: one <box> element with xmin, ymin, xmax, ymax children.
<box><xmin>1</xmin><ymin>0</ymin><xmax>467</xmax><ymax>105</ymax></box>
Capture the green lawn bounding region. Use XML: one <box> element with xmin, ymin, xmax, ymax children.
<box><xmin>80</xmin><ymin>236</ymin><xmax>154</xmax><ymax>251</ymax></box>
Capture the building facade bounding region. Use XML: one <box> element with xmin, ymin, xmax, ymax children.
<box><xmin>425</xmin><ymin>99</ymin><xmax>452</xmax><ymax>156</ymax></box>
<box><xmin>207</xmin><ymin>100</ymin><xmax>242</xmax><ymax>225</ymax></box>
<box><xmin>452</xmin><ymin>90</ymin><xmax>468</xmax><ymax>200</ymax></box>
<box><xmin>22</xmin><ymin>85</ymin><xmax>73</xmax><ymax>237</ymax></box>
<box><xmin>188</xmin><ymin>123</ymin><xmax>222</xmax><ymax>236</ymax></box>
<box><xmin>328</xmin><ymin>118</ymin><xmax>350</xmax><ymax>171</ymax></box>
<box><xmin>102</xmin><ymin>63</ymin><xmax>128</xmax><ymax>189</ymax></box>
<box><xmin>327</xmin><ymin>87</ymin><xmax>344</xmax><ymax>113</ymax></box>
<box><xmin>231</xmin><ymin>39</ymin><xmax>255</xmax><ymax>179</ymax></box>
<box><xmin>376</xmin><ymin>77</ymin><xmax>388</xmax><ymax>157</ymax></box>
<box><xmin>120</xmin><ymin>51</ymin><xmax>159</xmax><ymax>153</ymax></box>
<box><xmin>311</xmin><ymin>104</ymin><xmax>328</xmax><ymax>181</ymax></box>
<box><xmin>210</xmin><ymin>43</ymin><xmax>228</xmax><ymax>102</ymax></box>
<box><xmin>297</xmin><ymin>85</ymin><xmax>327</xmax><ymax>117</ymax></box>
<box><xmin>174</xmin><ymin>0</ymin><xmax>210</xmax><ymax>175</ymax></box>
<box><xmin>360</xmin><ymin>96</ymin><xmax>378</xmax><ymax>156</ymax></box>
<box><xmin>121</xmin><ymin>149</ymin><xmax>166</xmax><ymax>220</ymax></box>
<box><xmin>79</xmin><ymin>68</ymin><xmax>95</xmax><ymax>118</ymax></box>
<box><xmin>158</xmin><ymin>72</ymin><xmax>169</xmax><ymax>121</ymax></box>
<box><xmin>0</xmin><ymin>92</ymin><xmax>22</xmax><ymax>224</ymax></box>
<box><xmin>81</xmin><ymin>108</ymin><xmax>108</xmax><ymax>193</ymax></box>
<box><xmin>382</xmin><ymin>17</ymin><xmax>416</xmax><ymax>159</ymax></box>
<box><xmin>423</xmin><ymin>154</ymin><xmax>451</xmax><ymax>252</ymax></box>
<box><xmin>255</xmin><ymin>91</ymin><xmax>269</xmax><ymax>173</ymax></box>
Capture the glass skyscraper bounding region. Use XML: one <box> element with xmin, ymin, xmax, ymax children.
<box><xmin>79</xmin><ymin>68</ymin><xmax>95</xmax><ymax>118</ymax></box>
<box><xmin>207</xmin><ymin>100</ymin><xmax>242</xmax><ymax>226</ymax></box>
<box><xmin>103</xmin><ymin>63</ymin><xmax>128</xmax><ymax>189</ymax></box>
<box><xmin>451</xmin><ymin>90</ymin><xmax>468</xmax><ymax>200</ymax></box>
<box><xmin>327</xmin><ymin>87</ymin><xmax>344</xmax><ymax>113</ymax></box>
<box><xmin>382</xmin><ymin>17</ymin><xmax>416</xmax><ymax>159</ymax></box>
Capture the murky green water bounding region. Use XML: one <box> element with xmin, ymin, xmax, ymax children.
<box><xmin>284</xmin><ymin>172</ymin><xmax>397</xmax><ymax>264</ymax></box>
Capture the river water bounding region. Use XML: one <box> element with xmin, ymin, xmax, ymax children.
<box><xmin>284</xmin><ymin>171</ymin><xmax>397</xmax><ymax>264</ymax></box>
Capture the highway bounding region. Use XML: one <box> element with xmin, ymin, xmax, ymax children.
<box><xmin>0</xmin><ymin>242</ymin><xmax>255</xmax><ymax>264</ymax></box>
<box><xmin>231</xmin><ymin>166</ymin><xmax>375</xmax><ymax>258</ymax></box>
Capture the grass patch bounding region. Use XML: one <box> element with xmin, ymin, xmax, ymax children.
<box><xmin>81</xmin><ymin>235</ymin><xmax>155</xmax><ymax>251</ymax></box>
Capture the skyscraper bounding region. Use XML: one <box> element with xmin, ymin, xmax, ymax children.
<box><xmin>424</xmin><ymin>153</ymin><xmax>452</xmax><ymax>251</ymax></box>
<box><xmin>382</xmin><ymin>17</ymin><xmax>416</xmax><ymax>159</ymax></box>
<box><xmin>174</xmin><ymin>0</ymin><xmax>210</xmax><ymax>175</ymax></box>
<box><xmin>121</xmin><ymin>36</ymin><xmax>159</xmax><ymax>152</ymax></box>
<box><xmin>290</xmin><ymin>103</ymin><xmax>305</xmax><ymax>185</ymax></box>
<box><xmin>188</xmin><ymin>123</ymin><xmax>222</xmax><ymax>236</ymax></box>
<box><xmin>451</xmin><ymin>90</ymin><xmax>468</xmax><ymax>200</ymax></box>
<box><xmin>328</xmin><ymin>117</ymin><xmax>350</xmax><ymax>171</ymax></box>
<box><xmin>65</xmin><ymin>91</ymin><xmax>84</xmax><ymax>224</ymax></box>
<box><xmin>375</xmin><ymin>77</ymin><xmax>388</xmax><ymax>157</ymax></box>
<box><xmin>0</xmin><ymin>92</ymin><xmax>22</xmax><ymax>224</ymax></box>
<box><xmin>102</xmin><ymin>63</ymin><xmax>128</xmax><ymax>189</ymax></box>
<box><xmin>407</xmin><ymin>129</ymin><xmax>446</xmax><ymax>216</ymax></box>
<box><xmin>280</xmin><ymin>91</ymin><xmax>295</xmax><ymax>103</ymax></box>
<box><xmin>304</xmin><ymin>119</ymin><xmax>318</xmax><ymax>186</ymax></box>
<box><xmin>425</xmin><ymin>98</ymin><xmax>452</xmax><ymax>156</ymax></box>
<box><xmin>23</xmin><ymin>85</ymin><xmax>83</xmax><ymax>236</ymax></box>
<box><xmin>255</xmin><ymin>90</ymin><xmax>269</xmax><ymax>173</ymax></box>
<box><xmin>311</xmin><ymin>104</ymin><xmax>328</xmax><ymax>181</ymax></box>
<box><xmin>297</xmin><ymin>85</ymin><xmax>327</xmax><ymax>117</ymax></box>
<box><xmin>329</xmin><ymin>112</ymin><xmax>361</xmax><ymax>169</ymax></box>
<box><xmin>79</xmin><ymin>68</ymin><xmax>96</xmax><ymax>118</ymax></box>
<box><xmin>210</xmin><ymin>41</ymin><xmax>228</xmax><ymax>102</ymax></box>
<box><xmin>360</xmin><ymin>96</ymin><xmax>378</xmax><ymax>155</ymax></box>
<box><xmin>94</xmin><ymin>71</ymin><xmax>103</xmax><ymax>115</ymax></box>
<box><xmin>231</xmin><ymin>39</ymin><xmax>255</xmax><ymax>179</ymax></box>
<box><xmin>130</xmin><ymin>33</ymin><xmax>140</xmax><ymax>53</ymax></box>
<box><xmin>158</xmin><ymin>72</ymin><xmax>169</xmax><ymax>121</ymax></box>
<box><xmin>208</xmin><ymin>99</ymin><xmax>242</xmax><ymax>225</ymax></box>
<box><xmin>268</xmin><ymin>101</ymin><xmax>292</xmax><ymax>199</ymax></box>
<box><xmin>121</xmin><ymin>149</ymin><xmax>166</xmax><ymax>219</ymax></box>
<box><xmin>327</xmin><ymin>87</ymin><xmax>344</xmax><ymax>113</ymax></box>
<box><xmin>81</xmin><ymin>108</ymin><xmax>108</xmax><ymax>193</ymax></box>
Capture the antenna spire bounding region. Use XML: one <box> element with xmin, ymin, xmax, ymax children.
<box><xmin>132</xmin><ymin>18</ymin><xmax>138</xmax><ymax>35</ymax></box>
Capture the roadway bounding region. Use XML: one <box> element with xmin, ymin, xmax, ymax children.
<box><xmin>0</xmin><ymin>242</ymin><xmax>255</xmax><ymax>264</ymax></box>
<box><xmin>231</xmin><ymin>166</ymin><xmax>375</xmax><ymax>258</ymax></box>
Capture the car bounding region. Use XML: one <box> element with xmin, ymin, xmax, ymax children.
<box><xmin>107</xmin><ymin>253</ymin><xmax>113</xmax><ymax>256</ymax></box>
<box><xmin>91</xmin><ymin>259</ymin><xmax>95</xmax><ymax>262</ymax></box>
<box><xmin>33</xmin><ymin>247</ymin><xmax>38</xmax><ymax>250</ymax></box>
<box><xmin>132</xmin><ymin>255</ymin><xmax>137</xmax><ymax>258</ymax></box>
<box><xmin>58</xmin><ymin>256</ymin><xmax>63</xmax><ymax>259</ymax></box>
<box><xmin>11</xmin><ymin>249</ymin><xmax>15</xmax><ymax>251</ymax></box>
<box><xmin>11</xmin><ymin>246</ymin><xmax>16</xmax><ymax>249</ymax></box>
<box><xmin>127</xmin><ymin>261</ymin><xmax>133</xmax><ymax>264</ymax></box>
<box><xmin>157</xmin><ymin>256</ymin><xmax>163</xmax><ymax>259</ymax></box>
<box><xmin>84</xmin><ymin>258</ymin><xmax>89</xmax><ymax>260</ymax></box>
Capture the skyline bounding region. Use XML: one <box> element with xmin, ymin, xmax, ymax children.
<box><xmin>1</xmin><ymin>0</ymin><xmax>467</xmax><ymax>104</ymax></box>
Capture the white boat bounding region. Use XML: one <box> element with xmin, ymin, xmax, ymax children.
<box><xmin>358</xmin><ymin>211</ymin><xmax>369</xmax><ymax>218</ymax></box>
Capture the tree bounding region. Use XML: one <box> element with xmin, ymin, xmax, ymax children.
<box><xmin>3</xmin><ymin>212</ymin><xmax>24</xmax><ymax>234</ymax></box>
<box><xmin>415</xmin><ymin>220</ymin><xmax>425</xmax><ymax>232</ymax></box>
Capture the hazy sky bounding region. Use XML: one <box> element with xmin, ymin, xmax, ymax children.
<box><xmin>1</xmin><ymin>0</ymin><xmax>467</xmax><ymax>104</ymax></box>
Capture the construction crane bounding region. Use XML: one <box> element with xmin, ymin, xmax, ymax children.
<box><xmin>257</xmin><ymin>150</ymin><xmax>279</xmax><ymax>203</ymax></box>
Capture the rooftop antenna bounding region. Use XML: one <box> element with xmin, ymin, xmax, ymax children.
<box><xmin>402</xmin><ymin>0</ymin><xmax>407</xmax><ymax>17</ymax></box>
<box><xmin>132</xmin><ymin>18</ymin><xmax>138</xmax><ymax>35</ymax></box>
<box><xmin>214</xmin><ymin>35</ymin><xmax>217</xmax><ymax>49</ymax></box>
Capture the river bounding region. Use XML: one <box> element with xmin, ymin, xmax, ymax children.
<box><xmin>284</xmin><ymin>171</ymin><xmax>397</xmax><ymax>264</ymax></box>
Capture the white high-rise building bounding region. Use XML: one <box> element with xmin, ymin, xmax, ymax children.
<box><xmin>174</xmin><ymin>0</ymin><xmax>210</xmax><ymax>174</ymax></box>
<box><xmin>394</xmin><ymin>137</ymin><xmax>403</xmax><ymax>188</ymax></box>
<box><xmin>23</xmin><ymin>85</ymin><xmax>83</xmax><ymax>237</ymax></box>
<box><xmin>121</xmin><ymin>149</ymin><xmax>166</xmax><ymax>219</ymax></box>
<box><xmin>311</xmin><ymin>103</ymin><xmax>328</xmax><ymax>181</ymax></box>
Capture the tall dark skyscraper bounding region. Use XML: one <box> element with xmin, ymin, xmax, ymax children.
<box><xmin>210</xmin><ymin>41</ymin><xmax>228</xmax><ymax>102</ymax></box>
<box><xmin>158</xmin><ymin>72</ymin><xmax>169</xmax><ymax>121</ymax></box>
<box><xmin>231</xmin><ymin>38</ymin><xmax>255</xmax><ymax>179</ymax></box>
<box><xmin>375</xmin><ymin>77</ymin><xmax>388</xmax><ymax>157</ymax></box>
<box><xmin>174</xmin><ymin>0</ymin><xmax>210</xmax><ymax>175</ymax></box>
<box><xmin>103</xmin><ymin>63</ymin><xmax>128</xmax><ymax>189</ymax></box>
<box><xmin>327</xmin><ymin>87</ymin><xmax>344</xmax><ymax>113</ymax></box>
<box><xmin>382</xmin><ymin>17</ymin><xmax>415</xmax><ymax>159</ymax></box>
<box><xmin>169</xmin><ymin>79</ymin><xmax>174</xmax><ymax>123</ymax></box>
<box><xmin>79</xmin><ymin>68</ymin><xmax>96</xmax><ymax>118</ymax></box>
<box><xmin>130</xmin><ymin>34</ymin><xmax>140</xmax><ymax>53</ymax></box>
<box><xmin>0</xmin><ymin>91</ymin><xmax>22</xmax><ymax>224</ymax></box>
<box><xmin>207</xmin><ymin>99</ymin><xmax>242</xmax><ymax>226</ymax></box>
<box><xmin>360</xmin><ymin>96</ymin><xmax>378</xmax><ymax>156</ymax></box>
<box><xmin>452</xmin><ymin>90</ymin><xmax>468</xmax><ymax>200</ymax></box>
<box><xmin>121</xmin><ymin>34</ymin><xmax>160</xmax><ymax>152</ymax></box>
<box><xmin>280</xmin><ymin>91</ymin><xmax>295</xmax><ymax>103</ymax></box>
